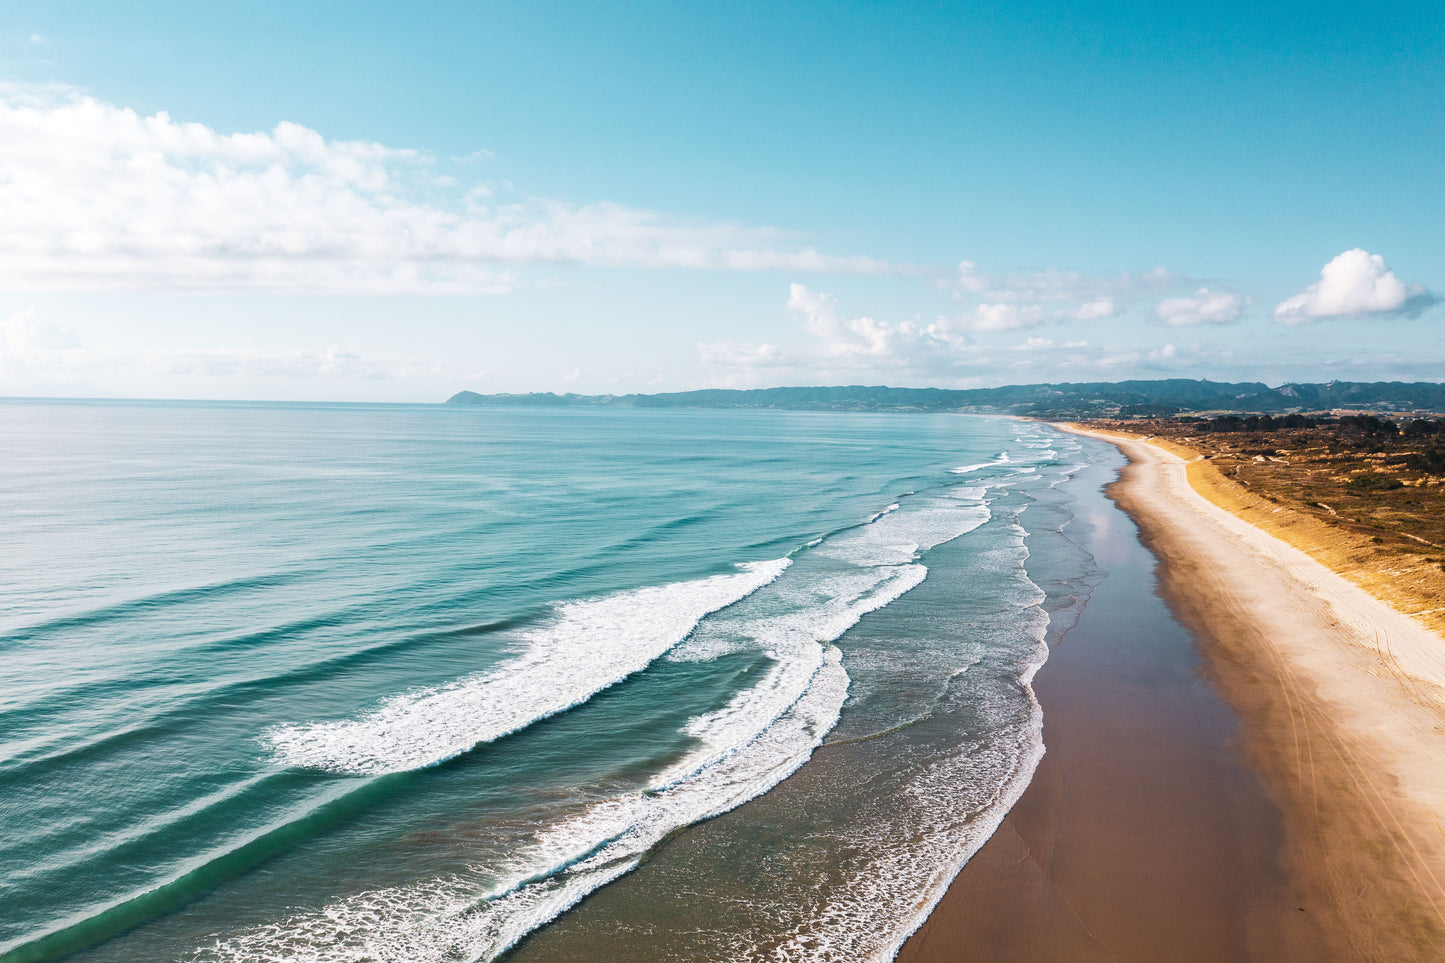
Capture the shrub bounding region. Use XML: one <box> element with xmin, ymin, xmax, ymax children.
<box><xmin>1345</xmin><ymin>472</ymin><xmax>1405</xmax><ymax>493</ymax></box>
<box><xmin>1403</xmin><ymin>449</ymin><xmax>1445</xmax><ymax>474</ymax></box>
<box><xmin>1338</xmin><ymin>415</ymin><xmax>1399</xmax><ymax>438</ymax></box>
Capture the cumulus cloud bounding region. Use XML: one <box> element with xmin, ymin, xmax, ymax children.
<box><xmin>705</xmin><ymin>283</ymin><xmax>1148</xmax><ymax>381</ymax></box>
<box><xmin>1153</xmin><ymin>288</ymin><xmax>1249</xmax><ymax>326</ymax></box>
<box><xmin>703</xmin><ymin>284</ymin><xmax>972</xmax><ymax>378</ymax></box>
<box><xmin>786</xmin><ymin>283</ymin><xmax>899</xmax><ymax>357</ymax></box>
<box><xmin>784</xmin><ymin>283</ymin><xmax>975</xmax><ymax>360</ymax></box>
<box><xmin>1071</xmin><ymin>297</ymin><xmax>1118</xmax><ymax>320</ymax></box>
<box><xmin>1273</xmin><ymin>249</ymin><xmax>1437</xmax><ymax>325</ymax></box>
<box><xmin>964</xmin><ymin>303</ymin><xmax>1047</xmax><ymax>332</ymax></box>
<box><xmin>0</xmin><ymin>87</ymin><xmax>895</xmax><ymax>293</ymax></box>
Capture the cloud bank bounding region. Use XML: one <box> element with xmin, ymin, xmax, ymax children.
<box><xmin>940</xmin><ymin>261</ymin><xmax>1172</xmax><ymax>305</ymax></box>
<box><xmin>1273</xmin><ymin>249</ymin><xmax>1437</xmax><ymax>325</ymax></box>
<box><xmin>0</xmin><ymin>309</ymin><xmax>436</xmax><ymax>382</ymax></box>
<box><xmin>701</xmin><ymin>282</ymin><xmax>1188</xmax><ymax>386</ymax></box>
<box><xmin>931</xmin><ymin>260</ymin><xmax>1181</xmax><ymax>333</ymax></box>
<box><xmin>0</xmin><ymin>88</ymin><xmax>893</xmax><ymax>293</ymax></box>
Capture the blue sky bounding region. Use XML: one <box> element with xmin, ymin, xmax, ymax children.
<box><xmin>1</xmin><ymin>0</ymin><xmax>1441</xmax><ymax>400</ymax></box>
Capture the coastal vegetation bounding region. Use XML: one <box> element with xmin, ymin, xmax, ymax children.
<box><xmin>1088</xmin><ymin>415</ymin><xmax>1445</xmax><ymax>635</ymax></box>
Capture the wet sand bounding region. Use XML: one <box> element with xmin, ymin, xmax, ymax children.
<box><xmin>903</xmin><ymin>426</ymin><xmax>1445</xmax><ymax>961</ymax></box>
<box><xmin>899</xmin><ymin>441</ymin><xmax>1329</xmax><ymax>961</ymax></box>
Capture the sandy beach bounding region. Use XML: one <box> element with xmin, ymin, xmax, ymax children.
<box><xmin>901</xmin><ymin>426</ymin><xmax>1445</xmax><ymax>961</ymax></box>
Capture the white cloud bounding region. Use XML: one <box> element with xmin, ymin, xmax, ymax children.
<box><xmin>786</xmin><ymin>283</ymin><xmax>898</xmax><ymax>357</ymax></box>
<box><xmin>0</xmin><ymin>309</ymin><xmax>437</xmax><ymax>381</ymax></box>
<box><xmin>1273</xmin><ymin>249</ymin><xmax>1437</xmax><ymax>325</ymax></box>
<box><xmin>1153</xmin><ymin>287</ymin><xmax>1249</xmax><ymax>326</ymax></box>
<box><xmin>29</xmin><ymin>34</ymin><xmax>46</xmax><ymax>45</ymax></box>
<box><xmin>697</xmin><ymin>341</ymin><xmax>792</xmax><ymax>368</ymax></box>
<box><xmin>156</xmin><ymin>345</ymin><xmax>438</xmax><ymax>380</ymax></box>
<box><xmin>695</xmin><ymin>284</ymin><xmax>1269</xmax><ymax>386</ymax></box>
<box><xmin>703</xmin><ymin>285</ymin><xmax>975</xmax><ymax>379</ymax></box>
<box><xmin>784</xmin><ymin>283</ymin><xmax>979</xmax><ymax>360</ymax></box>
<box><xmin>959</xmin><ymin>297</ymin><xmax>1112</xmax><ymax>332</ymax></box>
<box><xmin>950</xmin><ymin>260</ymin><xmax>990</xmax><ymax>293</ymax></box>
<box><xmin>1019</xmin><ymin>337</ymin><xmax>1091</xmax><ymax>351</ymax></box>
<box><xmin>1071</xmin><ymin>297</ymin><xmax>1118</xmax><ymax>320</ymax></box>
<box><xmin>0</xmin><ymin>309</ymin><xmax>81</xmax><ymax>370</ymax></box>
<box><xmin>705</xmin><ymin>283</ymin><xmax>1145</xmax><ymax>381</ymax></box>
<box><xmin>964</xmin><ymin>303</ymin><xmax>1047</xmax><ymax>332</ymax></box>
<box><xmin>0</xmin><ymin>88</ymin><xmax>896</xmax><ymax>293</ymax></box>
<box><xmin>936</xmin><ymin>263</ymin><xmax>1158</xmax><ymax>331</ymax></box>
<box><xmin>994</xmin><ymin>266</ymin><xmax>1174</xmax><ymax>304</ymax></box>
<box><xmin>561</xmin><ymin>367</ymin><xmax>582</xmax><ymax>383</ymax></box>
<box><xmin>940</xmin><ymin>263</ymin><xmax>1176</xmax><ymax>305</ymax></box>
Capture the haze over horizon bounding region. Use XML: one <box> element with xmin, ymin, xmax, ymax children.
<box><xmin>1</xmin><ymin>0</ymin><xmax>1441</xmax><ymax>402</ymax></box>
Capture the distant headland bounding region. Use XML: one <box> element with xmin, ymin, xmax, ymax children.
<box><xmin>447</xmin><ymin>379</ymin><xmax>1445</xmax><ymax>419</ymax></box>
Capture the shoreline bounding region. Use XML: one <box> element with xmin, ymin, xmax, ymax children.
<box><xmin>1092</xmin><ymin>427</ymin><xmax>1445</xmax><ymax>957</ymax></box>
<box><xmin>900</xmin><ymin>425</ymin><xmax>1445</xmax><ymax>960</ymax></box>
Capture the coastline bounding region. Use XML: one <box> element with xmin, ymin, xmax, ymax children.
<box><xmin>901</xmin><ymin>424</ymin><xmax>1445</xmax><ymax>960</ymax></box>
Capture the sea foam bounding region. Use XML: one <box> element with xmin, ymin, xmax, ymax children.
<box><xmin>207</xmin><ymin>473</ymin><xmax>1018</xmax><ymax>962</ymax></box>
<box><xmin>195</xmin><ymin>650</ymin><xmax>850</xmax><ymax>963</ymax></box>
<box><xmin>950</xmin><ymin>451</ymin><xmax>1011</xmax><ymax>474</ymax></box>
<box><xmin>206</xmin><ymin>486</ymin><xmax>992</xmax><ymax>961</ymax></box>
<box><xmin>263</xmin><ymin>559</ymin><xmax>789</xmax><ymax>775</ymax></box>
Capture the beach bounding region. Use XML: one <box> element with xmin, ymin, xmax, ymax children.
<box><xmin>902</xmin><ymin>425</ymin><xmax>1445</xmax><ymax>961</ymax></box>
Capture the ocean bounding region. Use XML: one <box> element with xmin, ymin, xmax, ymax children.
<box><xmin>0</xmin><ymin>400</ymin><xmax>1114</xmax><ymax>962</ymax></box>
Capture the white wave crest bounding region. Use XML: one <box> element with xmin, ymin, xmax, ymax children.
<box><xmin>815</xmin><ymin>493</ymin><xmax>988</xmax><ymax>568</ymax></box>
<box><xmin>671</xmin><ymin>560</ymin><xmax>928</xmax><ymax>666</ymax></box>
<box><xmin>225</xmin><ymin>476</ymin><xmax>1012</xmax><ymax>960</ymax></box>
<box><xmin>263</xmin><ymin>559</ymin><xmax>790</xmax><ymax>774</ymax></box>
<box><xmin>951</xmin><ymin>451</ymin><xmax>1010</xmax><ymax>474</ymax></box>
<box><xmin>195</xmin><ymin>650</ymin><xmax>850</xmax><ymax>963</ymax></box>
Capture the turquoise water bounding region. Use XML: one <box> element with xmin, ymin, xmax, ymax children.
<box><xmin>0</xmin><ymin>401</ymin><xmax>1107</xmax><ymax>961</ymax></box>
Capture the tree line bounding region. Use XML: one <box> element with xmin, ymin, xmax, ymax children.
<box><xmin>1197</xmin><ymin>414</ymin><xmax>1445</xmax><ymax>437</ymax></box>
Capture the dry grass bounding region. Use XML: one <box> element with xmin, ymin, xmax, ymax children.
<box><xmin>1084</xmin><ymin>420</ymin><xmax>1445</xmax><ymax>638</ymax></box>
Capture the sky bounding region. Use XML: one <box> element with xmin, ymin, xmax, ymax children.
<box><xmin>1</xmin><ymin>0</ymin><xmax>1441</xmax><ymax>402</ymax></box>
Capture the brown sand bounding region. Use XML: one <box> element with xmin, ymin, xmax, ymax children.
<box><xmin>900</xmin><ymin>427</ymin><xmax>1445</xmax><ymax>962</ymax></box>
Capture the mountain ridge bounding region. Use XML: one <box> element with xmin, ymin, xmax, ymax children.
<box><xmin>446</xmin><ymin>380</ymin><xmax>1445</xmax><ymax>418</ymax></box>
